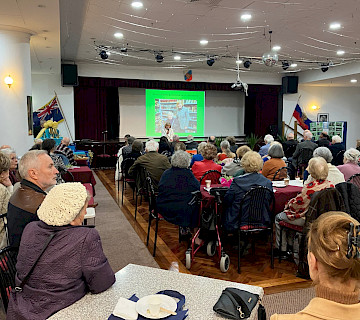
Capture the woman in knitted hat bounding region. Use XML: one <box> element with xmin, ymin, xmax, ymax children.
<box><xmin>7</xmin><ymin>183</ymin><xmax>115</xmax><ymax>320</ymax></box>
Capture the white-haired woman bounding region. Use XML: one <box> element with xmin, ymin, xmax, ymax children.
<box><xmin>259</xmin><ymin>134</ymin><xmax>274</xmax><ymax>157</ymax></box>
<box><xmin>337</xmin><ymin>148</ymin><xmax>360</xmax><ymax>181</ymax></box>
<box><xmin>7</xmin><ymin>183</ymin><xmax>115</xmax><ymax>320</ymax></box>
<box><xmin>0</xmin><ymin>148</ymin><xmax>20</xmax><ymax>185</ymax></box>
<box><xmin>329</xmin><ymin>135</ymin><xmax>345</xmax><ymax>161</ymax></box>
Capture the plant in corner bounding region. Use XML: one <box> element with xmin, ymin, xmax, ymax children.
<box><xmin>245</xmin><ymin>133</ymin><xmax>261</xmax><ymax>150</ymax></box>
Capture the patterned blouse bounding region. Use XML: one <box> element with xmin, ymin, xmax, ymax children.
<box><xmin>284</xmin><ymin>179</ymin><xmax>334</xmax><ymax>220</ymax></box>
<box><xmin>50</xmin><ymin>154</ymin><xmax>67</xmax><ymax>184</ymax></box>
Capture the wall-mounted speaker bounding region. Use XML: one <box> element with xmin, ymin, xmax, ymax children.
<box><xmin>282</xmin><ymin>76</ymin><xmax>298</xmax><ymax>94</ymax></box>
<box><xmin>61</xmin><ymin>64</ymin><xmax>78</xmax><ymax>87</ymax></box>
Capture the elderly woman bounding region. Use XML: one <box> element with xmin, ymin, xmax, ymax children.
<box><xmin>217</xmin><ymin>140</ymin><xmax>236</xmax><ymax>161</ymax></box>
<box><xmin>329</xmin><ymin>135</ymin><xmax>345</xmax><ymax>162</ymax></box>
<box><xmin>191</xmin><ymin>143</ymin><xmax>222</xmax><ymax>181</ymax></box>
<box><xmin>262</xmin><ymin>143</ymin><xmax>287</xmax><ymax>180</ymax></box>
<box><xmin>259</xmin><ymin>134</ymin><xmax>274</xmax><ymax>157</ymax></box>
<box><xmin>1</xmin><ymin>148</ymin><xmax>20</xmax><ymax>185</ymax></box>
<box><xmin>337</xmin><ymin>148</ymin><xmax>360</xmax><ymax>181</ymax></box>
<box><xmin>271</xmin><ymin>212</ymin><xmax>360</xmax><ymax>319</ymax></box>
<box><xmin>157</xmin><ymin>151</ymin><xmax>200</xmax><ymax>228</ymax></box>
<box><xmin>275</xmin><ymin>157</ymin><xmax>334</xmax><ymax>256</ymax></box>
<box><xmin>224</xmin><ymin>151</ymin><xmax>273</xmax><ymax>230</ymax></box>
<box><xmin>222</xmin><ymin>145</ymin><xmax>251</xmax><ymax>177</ymax></box>
<box><xmin>0</xmin><ymin>153</ymin><xmax>12</xmax><ymax>248</ymax></box>
<box><xmin>42</xmin><ymin>138</ymin><xmax>67</xmax><ymax>184</ymax></box>
<box><xmin>190</xmin><ymin>141</ymin><xmax>206</xmax><ymax>167</ymax></box>
<box><xmin>304</xmin><ymin>147</ymin><xmax>345</xmax><ymax>185</ymax></box>
<box><xmin>162</xmin><ymin>122</ymin><xmax>174</xmax><ymax>142</ymax></box>
<box><xmin>7</xmin><ymin>183</ymin><xmax>115</xmax><ymax>320</ymax></box>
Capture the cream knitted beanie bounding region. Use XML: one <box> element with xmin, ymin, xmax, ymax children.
<box><xmin>38</xmin><ymin>182</ymin><xmax>88</xmax><ymax>226</ymax></box>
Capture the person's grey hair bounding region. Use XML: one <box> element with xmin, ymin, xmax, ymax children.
<box><xmin>313</xmin><ymin>147</ymin><xmax>333</xmax><ymax>163</ymax></box>
<box><xmin>0</xmin><ymin>148</ymin><xmax>16</xmax><ymax>157</ymax></box>
<box><xmin>332</xmin><ymin>135</ymin><xmax>342</xmax><ymax>143</ymax></box>
<box><xmin>34</xmin><ymin>139</ymin><xmax>43</xmax><ymax>145</ymax></box>
<box><xmin>344</xmin><ymin>148</ymin><xmax>360</xmax><ymax>164</ymax></box>
<box><xmin>226</xmin><ymin>136</ymin><xmax>236</xmax><ymax>146</ymax></box>
<box><xmin>197</xmin><ymin>142</ymin><xmax>207</xmax><ymax>155</ymax></box>
<box><xmin>304</xmin><ymin>131</ymin><xmax>313</xmax><ymax>140</ymax></box>
<box><xmin>268</xmin><ymin>143</ymin><xmax>284</xmax><ymax>158</ymax></box>
<box><xmin>145</xmin><ymin>140</ymin><xmax>159</xmax><ymax>152</ymax></box>
<box><xmin>308</xmin><ymin>157</ymin><xmax>328</xmax><ymax>180</ymax></box>
<box><xmin>171</xmin><ymin>150</ymin><xmax>191</xmax><ymax>168</ymax></box>
<box><xmin>173</xmin><ymin>134</ymin><xmax>179</xmax><ymax>142</ymax></box>
<box><xmin>264</xmin><ymin>134</ymin><xmax>274</xmax><ymax>144</ymax></box>
<box><xmin>132</xmin><ymin>140</ymin><xmax>143</xmax><ymax>153</ymax></box>
<box><xmin>18</xmin><ymin>150</ymin><xmax>48</xmax><ymax>179</ymax></box>
<box><xmin>220</xmin><ymin>140</ymin><xmax>230</xmax><ymax>150</ymax></box>
<box><xmin>127</xmin><ymin>136</ymin><xmax>136</xmax><ymax>145</ymax></box>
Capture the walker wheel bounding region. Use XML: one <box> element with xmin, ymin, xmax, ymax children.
<box><xmin>207</xmin><ymin>241</ymin><xmax>216</xmax><ymax>257</ymax></box>
<box><xmin>220</xmin><ymin>254</ymin><xmax>230</xmax><ymax>273</ymax></box>
<box><xmin>185</xmin><ymin>250</ymin><xmax>192</xmax><ymax>270</ymax></box>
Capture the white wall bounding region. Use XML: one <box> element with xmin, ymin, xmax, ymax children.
<box><xmin>119</xmin><ymin>88</ymin><xmax>245</xmax><ymax>138</ymax></box>
<box><xmin>31</xmin><ymin>74</ymin><xmax>75</xmax><ymax>140</ymax></box>
<box><xmin>283</xmin><ymin>85</ymin><xmax>360</xmax><ymax>148</ymax></box>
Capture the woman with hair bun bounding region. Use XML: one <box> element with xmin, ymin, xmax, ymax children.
<box><xmin>271</xmin><ymin>211</ymin><xmax>360</xmax><ymax>319</ymax></box>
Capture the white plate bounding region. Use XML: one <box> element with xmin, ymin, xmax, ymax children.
<box><xmin>272</xmin><ymin>181</ymin><xmax>286</xmax><ymax>188</ymax></box>
<box><xmin>136</xmin><ymin>294</ymin><xmax>177</xmax><ymax>319</ymax></box>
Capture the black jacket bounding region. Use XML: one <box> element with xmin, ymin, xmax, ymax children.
<box><xmin>282</xmin><ymin>139</ymin><xmax>298</xmax><ymax>158</ymax></box>
<box><xmin>335</xmin><ymin>182</ymin><xmax>360</xmax><ymax>221</ymax></box>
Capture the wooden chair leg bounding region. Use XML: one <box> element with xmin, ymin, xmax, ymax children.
<box><xmin>279</xmin><ymin>226</ymin><xmax>283</xmax><ymax>264</ymax></box>
<box><xmin>153</xmin><ymin>215</ymin><xmax>159</xmax><ymax>257</ymax></box>
<box><xmin>121</xmin><ymin>178</ymin><xmax>125</xmax><ymax>205</ymax></box>
<box><xmin>135</xmin><ymin>191</ymin><xmax>138</xmax><ymax>220</ymax></box>
<box><xmin>238</xmin><ymin>231</ymin><xmax>241</xmax><ymax>274</ymax></box>
<box><xmin>146</xmin><ymin>211</ymin><xmax>152</xmax><ymax>246</ymax></box>
<box><xmin>270</xmin><ymin>229</ymin><xmax>274</xmax><ymax>269</ymax></box>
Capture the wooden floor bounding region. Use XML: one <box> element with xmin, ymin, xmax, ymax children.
<box><xmin>96</xmin><ymin>169</ymin><xmax>312</xmax><ymax>294</ymax></box>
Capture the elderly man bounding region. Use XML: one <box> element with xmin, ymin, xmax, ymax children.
<box><xmin>55</xmin><ymin>137</ymin><xmax>76</xmax><ymax>165</ymax></box>
<box><xmin>317</xmin><ymin>131</ymin><xmax>330</xmax><ymax>148</ymax></box>
<box><xmin>282</xmin><ymin>133</ymin><xmax>298</xmax><ymax>159</ymax></box>
<box><xmin>170</xmin><ymin>134</ymin><xmax>180</xmax><ymax>153</ymax></box>
<box><xmin>259</xmin><ymin>134</ymin><xmax>274</xmax><ymax>157</ymax></box>
<box><xmin>185</xmin><ymin>135</ymin><xmax>198</xmax><ymax>150</ymax></box>
<box><xmin>292</xmin><ymin>131</ymin><xmax>317</xmax><ymax>168</ymax></box>
<box><xmin>129</xmin><ymin>140</ymin><xmax>171</xmax><ymax>189</ymax></box>
<box><xmin>7</xmin><ymin>150</ymin><xmax>58</xmax><ymax>250</ymax></box>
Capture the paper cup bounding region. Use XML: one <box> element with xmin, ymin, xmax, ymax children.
<box><xmin>284</xmin><ymin>178</ymin><xmax>290</xmax><ymax>186</ymax></box>
<box><xmin>205</xmin><ymin>180</ymin><xmax>211</xmax><ymax>188</ymax></box>
<box><xmin>148</xmin><ymin>296</ymin><xmax>161</xmax><ymax>316</ymax></box>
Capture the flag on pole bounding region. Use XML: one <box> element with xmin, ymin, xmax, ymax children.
<box><xmin>292</xmin><ymin>104</ymin><xmax>312</xmax><ymax>130</ymax></box>
<box><xmin>33</xmin><ymin>96</ymin><xmax>64</xmax><ymax>128</ymax></box>
<box><xmin>184</xmin><ymin>70</ymin><xmax>192</xmax><ymax>81</ymax></box>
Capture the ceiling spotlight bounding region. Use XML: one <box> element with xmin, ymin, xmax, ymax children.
<box><xmin>207</xmin><ymin>57</ymin><xmax>215</xmax><ymax>66</ymax></box>
<box><xmin>243</xmin><ymin>60</ymin><xmax>252</xmax><ymax>68</ymax></box>
<box><xmin>241</xmin><ymin>14</ymin><xmax>252</xmax><ymax>21</ymax></box>
<box><xmin>290</xmin><ymin>63</ymin><xmax>298</xmax><ymax>68</ymax></box>
<box><xmin>173</xmin><ymin>55</ymin><xmax>181</xmax><ymax>61</ymax></box>
<box><xmin>120</xmin><ymin>47</ymin><xmax>127</xmax><ymax>53</ymax></box>
<box><xmin>155</xmin><ymin>53</ymin><xmax>164</xmax><ymax>63</ymax></box>
<box><xmin>114</xmin><ymin>32</ymin><xmax>123</xmax><ymax>38</ymax></box>
<box><xmin>337</xmin><ymin>50</ymin><xmax>345</xmax><ymax>55</ymax></box>
<box><xmin>329</xmin><ymin>22</ymin><xmax>341</xmax><ymax>30</ymax></box>
<box><xmin>200</xmin><ymin>39</ymin><xmax>208</xmax><ymax>45</ymax></box>
<box><xmin>282</xmin><ymin>61</ymin><xmax>289</xmax><ymax>70</ymax></box>
<box><xmin>321</xmin><ymin>63</ymin><xmax>329</xmax><ymax>72</ymax></box>
<box><xmin>99</xmin><ymin>50</ymin><xmax>108</xmax><ymax>60</ymax></box>
<box><xmin>272</xmin><ymin>45</ymin><xmax>281</xmax><ymax>51</ymax></box>
<box><xmin>131</xmin><ymin>1</ymin><xmax>143</xmax><ymax>8</ymax></box>
<box><xmin>236</xmin><ymin>59</ymin><xmax>243</xmax><ymax>64</ymax></box>
<box><xmin>350</xmin><ymin>79</ymin><xmax>357</xmax><ymax>83</ymax></box>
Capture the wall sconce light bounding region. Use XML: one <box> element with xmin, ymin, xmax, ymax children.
<box><xmin>311</xmin><ymin>105</ymin><xmax>319</xmax><ymax>110</ymax></box>
<box><xmin>4</xmin><ymin>75</ymin><xmax>13</xmax><ymax>88</ymax></box>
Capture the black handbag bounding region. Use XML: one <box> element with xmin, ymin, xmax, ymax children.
<box><xmin>213</xmin><ymin>287</ymin><xmax>265</xmax><ymax>320</ymax></box>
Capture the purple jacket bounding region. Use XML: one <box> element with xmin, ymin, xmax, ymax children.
<box><xmin>7</xmin><ymin>221</ymin><xmax>115</xmax><ymax>320</ymax></box>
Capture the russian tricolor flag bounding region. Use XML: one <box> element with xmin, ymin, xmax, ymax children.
<box><xmin>293</xmin><ymin>104</ymin><xmax>312</xmax><ymax>130</ymax></box>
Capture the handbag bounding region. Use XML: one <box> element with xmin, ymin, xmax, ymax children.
<box><xmin>213</xmin><ymin>287</ymin><xmax>265</xmax><ymax>320</ymax></box>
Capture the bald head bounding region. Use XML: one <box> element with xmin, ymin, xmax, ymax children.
<box><xmin>287</xmin><ymin>133</ymin><xmax>294</xmax><ymax>140</ymax></box>
<box><xmin>61</xmin><ymin>137</ymin><xmax>70</xmax><ymax>146</ymax></box>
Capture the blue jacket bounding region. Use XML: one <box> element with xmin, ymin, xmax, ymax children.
<box><xmin>224</xmin><ymin>173</ymin><xmax>273</xmax><ymax>230</ymax></box>
<box><xmin>190</xmin><ymin>154</ymin><xmax>203</xmax><ymax>167</ymax></box>
<box><xmin>156</xmin><ymin>167</ymin><xmax>200</xmax><ymax>227</ymax></box>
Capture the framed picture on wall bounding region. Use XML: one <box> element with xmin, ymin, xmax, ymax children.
<box><xmin>317</xmin><ymin>113</ymin><xmax>329</xmax><ymax>122</ymax></box>
<box><xmin>27</xmin><ymin>96</ymin><xmax>33</xmax><ymax>136</ymax></box>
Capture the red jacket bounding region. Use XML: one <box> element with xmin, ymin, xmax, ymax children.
<box><xmin>191</xmin><ymin>159</ymin><xmax>222</xmax><ymax>181</ymax></box>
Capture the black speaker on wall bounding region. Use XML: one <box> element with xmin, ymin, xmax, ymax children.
<box><xmin>61</xmin><ymin>64</ymin><xmax>78</xmax><ymax>87</ymax></box>
<box><xmin>282</xmin><ymin>76</ymin><xmax>298</xmax><ymax>94</ymax></box>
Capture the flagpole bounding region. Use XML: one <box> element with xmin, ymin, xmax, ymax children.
<box><xmin>285</xmin><ymin>95</ymin><xmax>302</xmax><ymax>136</ymax></box>
<box><xmin>54</xmin><ymin>91</ymin><xmax>74</xmax><ymax>142</ymax></box>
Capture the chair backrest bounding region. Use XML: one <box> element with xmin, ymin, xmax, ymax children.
<box><xmin>333</xmin><ymin>149</ymin><xmax>345</xmax><ymax>166</ymax></box>
<box><xmin>200</xmin><ymin>170</ymin><xmax>221</xmax><ymax>185</ymax></box>
<box><xmin>272</xmin><ymin>166</ymin><xmax>290</xmax><ymax>181</ymax></box>
<box><xmin>0</xmin><ymin>247</ymin><xmax>18</xmax><ymax>311</ymax></box>
<box><xmin>298</xmin><ymin>148</ymin><xmax>313</xmax><ymax>166</ymax></box>
<box><xmin>239</xmin><ymin>186</ymin><xmax>275</xmax><ymax>228</ymax></box>
<box><xmin>145</xmin><ymin>170</ymin><xmax>157</xmax><ymax>212</ymax></box>
<box><xmin>121</xmin><ymin>157</ymin><xmax>136</xmax><ymax>179</ymax></box>
<box><xmin>347</xmin><ymin>173</ymin><xmax>360</xmax><ymax>190</ymax></box>
<box><xmin>285</xmin><ymin>143</ymin><xmax>297</xmax><ymax>158</ymax></box>
<box><xmin>61</xmin><ymin>170</ymin><xmax>75</xmax><ymax>182</ymax></box>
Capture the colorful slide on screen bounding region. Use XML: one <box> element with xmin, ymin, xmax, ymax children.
<box><xmin>146</xmin><ymin>89</ymin><xmax>205</xmax><ymax>137</ymax></box>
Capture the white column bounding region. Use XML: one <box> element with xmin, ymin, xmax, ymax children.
<box><xmin>0</xmin><ymin>28</ymin><xmax>34</xmax><ymax>156</ymax></box>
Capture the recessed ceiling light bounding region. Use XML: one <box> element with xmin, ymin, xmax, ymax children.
<box><xmin>272</xmin><ymin>45</ymin><xmax>281</xmax><ymax>51</ymax></box>
<box><xmin>107</xmin><ymin>52</ymin><xmax>111</xmax><ymax>56</ymax></box>
<box><xmin>236</xmin><ymin>59</ymin><xmax>243</xmax><ymax>64</ymax></box>
<box><xmin>241</xmin><ymin>14</ymin><xmax>252</xmax><ymax>21</ymax></box>
<box><xmin>329</xmin><ymin>22</ymin><xmax>341</xmax><ymax>30</ymax></box>
<box><xmin>290</xmin><ymin>63</ymin><xmax>297</xmax><ymax>67</ymax></box>
<box><xmin>114</xmin><ymin>32</ymin><xmax>123</xmax><ymax>38</ymax></box>
<box><xmin>200</xmin><ymin>39</ymin><xmax>208</xmax><ymax>45</ymax></box>
<box><xmin>174</xmin><ymin>55</ymin><xmax>181</xmax><ymax>60</ymax></box>
<box><xmin>131</xmin><ymin>1</ymin><xmax>143</xmax><ymax>8</ymax></box>
<box><xmin>350</xmin><ymin>79</ymin><xmax>357</xmax><ymax>83</ymax></box>
<box><xmin>337</xmin><ymin>50</ymin><xmax>345</xmax><ymax>55</ymax></box>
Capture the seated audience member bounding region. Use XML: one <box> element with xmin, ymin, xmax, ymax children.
<box><xmin>317</xmin><ymin>131</ymin><xmax>330</xmax><ymax>148</ymax></box>
<box><xmin>0</xmin><ymin>153</ymin><xmax>12</xmax><ymax>248</ymax></box>
<box><xmin>122</xmin><ymin>136</ymin><xmax>136</xmax><ymax>158</ymax></box>
<box><xmin>208</xmin><ymin>136</ymin><xmax>221</xmax><ymax>153</ymax></box>
<box><xmin>190</xmin><ymin>141</ymin><xmax>206</xmax><ymax>167</ymax></box>
<box><xmin>304</xmin><ymin>147</ymin><xmax>345</xmax><ymax>185</ymax></box>
<box><xmin>1</xmin><ymin>148</ymin><xmax>20</xmax><ymax>185</ymax></box>
<box><xmin>224</xmin><ymin>151</ymin><xmax>273</xmax><ymax>230</ymax></box>
<box><xmin>55</xmin><ymin>137</ymin><xmax>76</xmax><ymax>165</ymax></box>
<box><xmin>337</xmin><ymin>148</ymin><xmax>360</xmax><ymax>181</ymax></box>
<box><xmin>329</xmin><ymin>135</ymin><xmax>345</xmax><ymax>159</ymax></box>
<box><xmin>7</xmin><ymin>150</ymin><xmax>58</xmax><ymax>250</ymax></box>
<box><xmin>29</xmin><ymin>139</ymin><xmax>43</xmax><ymax>151</ymax></box>
<box><xmin>262</xmin><ymin>143</ymin><xmax>287</xmax><ymax>180</ymax></box>
<box><xmin>226</xmin><ymin>136</ymin><xmax>238</xmax><ymax>153</ymax></box>
<box><xmin>122</xmin><ymin>140</ymin><xmax>143</xmax><ymax>178</ymax></box>
<box><xmin>42</xmin><ymin>139</ymin><xmax>67</xmax><ymax>184</ymax></box>
<box><xmin>275</xmin><ymin>157</ymin><xmax>334</xmax><ymax>256</ymax></box>
<box><xmin>292</xmin><ymin>131</ymin><xmax>318</xmax><ymax>168</ymax></box>
<box><xmin>162</xmin><ymin>122</ymin><xmax>174</xmax><ymax>142</ymax></box>
<box><xmin>217</xmin><ymin>140</ymin><xmax>236</xmax><ymax>161</ymax></box>
<box><xmin>129</xmin><ymin>140</ymin><xmax>171</xmax><ymax>189</ymax></box>
<box><xmin>115</xmin><ymin>134</ymin><xmax>130</xmax><ymax>181</ymax></box>
<box><xmin>170</xmin><ymin>134</ymin><xmax>180</xmax><ymax>152</ymax></box>
<box><xmin>185</xmin><ymin>135</ymin><xmax>198</xmax><ymax>150</ymax></box>
<box><xmin>271</xmin><ymin>211</ymin><xmax>360</xmax><ymax>320</ymax></box>
<box><xmin>222</xmin><ymin>145</ymin><xmax>251</xmax><ymax>177</ymax></box>
<box><xmin>282</xmin><ymin>133</ymin><xmax>298</xmax><ymax>159</ymax></box>
<box><xmin>259</xmin><ymin>134</ymin><xmax>274</xmax><ymax>157</ymax></box>
<box><xmin>7</xmin><ymin>183</ymin><xmax>115</xmax><ymax>320</ymax></box>
<box><xmin>157</xmin><ymin>151</ymin><xmax>200</xmax><ymax>228</ymax></box>
<box><xmin>191</xmin><ymin>144</ymin><xmax>222</xmax><ymax>181</ymax></box>
<box><xmin>158</xmin><ymin>136</ymin><xmax>172</xmax><ymax>154</ymax></box>
<box><xmin>174</xmin><ymin>142</ymin><xmax>186</xmax><ymax>152</ymax></box>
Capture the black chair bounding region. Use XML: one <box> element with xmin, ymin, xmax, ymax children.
<box><xmin>61</xmin><ymin>170</ymin><xmax>75</xmax><ymax>182</ymax></box>
<box><xmin>134</xmin><ymin>166</ymin><xmax>150</xmax><ymax>220</ymax></box>
<box><xmin>237</xmin><ymin>186</ymin><xmax>275</xmax><ymax>273</ymax></box>
<box><xmin>0</xmin><ymin>247</ymin><xmax>18</xmax><ymax>311</ymax></box>
<box><xmin>120</xmin><ymin>157</ymin><xmax>136</xmax><ymax>205</ymax></box>
<box><xmin>284</xmin><ymin>143</ymin><xmax>297</xmax><ymax>159</ymax></box>
<box><xmin>347</xmin><ymin>173</ymin><xmax>360</xmax><ymax>190</ymax></box>
<box><xmin>296</xmin><ymin>148</ymin><xmax>313</xmax><ymax>177</ymax></box>
<box><xmin>332</xmin><ymin>150</ymin><xmax>345</xmax><ymax>166</ymax></box>
<box><xmin>272</xmin><ymin>166</ymin><xmax>292</xmax><ymax>181</ymax></box>
<box><xmin>200</xmin><ymin>170</ymin><xmax>221</xmax><ymax>185</ymax></box>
